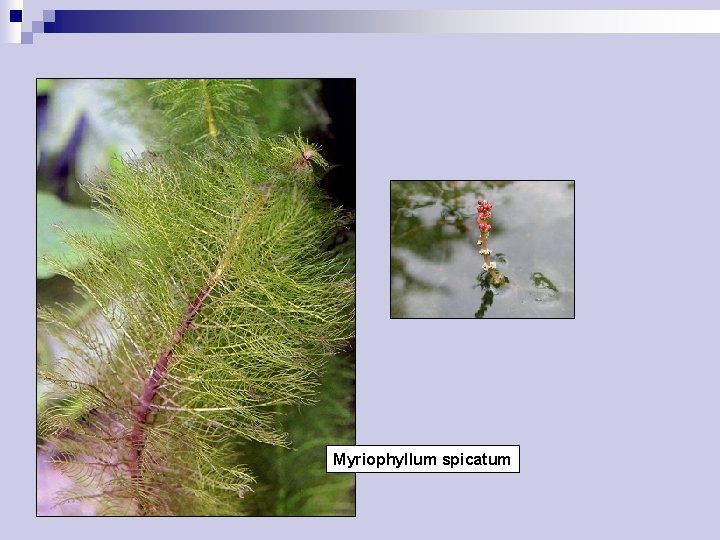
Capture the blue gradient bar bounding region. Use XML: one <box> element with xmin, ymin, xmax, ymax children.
<box><xmin>39</xmin><ymin>10</ymin><xmax>720</xmax><ymax>34</ymax></box>
<box><xmin>43</xmin><ymin>10</ymin><xmax>419</xmax><ymax>34</ymax></box>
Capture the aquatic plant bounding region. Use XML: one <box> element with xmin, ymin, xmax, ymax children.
<box><xmin>37</xmin><ymin>79</ymin><xmax>355</xmax><ymax>515</ymax></box>
<box><xmin>476</xmin><ymin>199</ymin><xmax>504</xmax><ymax>286</ymax></box>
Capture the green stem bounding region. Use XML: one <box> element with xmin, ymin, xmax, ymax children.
<box><xmin>199</xmin><ymin>79</ymin><xmax>218</xmax><ymax>143</ymax></box>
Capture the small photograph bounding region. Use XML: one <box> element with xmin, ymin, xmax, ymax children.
<box><xmin>37</xmin><ymin>79</ymin><xmax>356</xmax><ymax>516</ymax></box>
<box><xmin>391</xmin><ymin>180</ymin><xmax>574</xmax><ymax>319</ymax></box>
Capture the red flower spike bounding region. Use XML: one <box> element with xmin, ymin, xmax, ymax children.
<box><xmin>476</xmin><ymin>199</ymin><xmax>503</xmax><ymax>285</ymax></box>
<box><xmin>477</xmin><ymin>200</ymin><xmax>494</xmax><ymax>232</ymax></box>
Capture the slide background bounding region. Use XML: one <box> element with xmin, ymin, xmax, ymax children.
<box><xmin>6</xmin><ymin>1</ymin><xmax>719</xmax><ymax>537</ymax></box>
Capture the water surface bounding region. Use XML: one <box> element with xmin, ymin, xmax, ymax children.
<box><xmin>391</xmin><ymin>181</ymin><xmax>574</xmax><ymax>318</ymax></box>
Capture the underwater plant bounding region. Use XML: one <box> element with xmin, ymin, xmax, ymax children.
<box><xmin>37</xmin><ymin>79</ymin><xmax>355</xmax><ymax>516</ymax></box>
<box><xmin>476</xmin><ymin>199</ymin><xmax>504</xmax><ymax>286</ymax></box>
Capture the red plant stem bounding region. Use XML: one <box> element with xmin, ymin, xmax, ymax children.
<box><xmin>124</xmin><ymin>192</ymin><xmax>268</xmax><ymax>511</ymax></box>
<box><xmin>127</xmin><ymin>283</ymin><xmax>211</xmax><ymax>483</ymax></box>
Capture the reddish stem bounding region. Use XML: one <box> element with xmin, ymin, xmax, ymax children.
<box><xmin>123</xmin><ymin>190</ymin><xmax>268</xmax><ymax>513</ymax></box>
<box><xmin>126</xmin><ymin>283</ymin><xmax>212</xmax><ymax>486</ymax></box>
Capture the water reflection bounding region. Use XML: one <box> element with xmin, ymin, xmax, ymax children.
<box><xmin>475</xmin><ymin>289</ymin><xmax>494</xmax><ymax>319</ymax></box>
<box><xmin>391</xmin><ymin>181</ymin><xmax>488</xmax><ymax>318</ymax></box>
<box><xmin>473</xmin><ymin>268</ymin><xmax>511</xmax><ymax>319</ymax></box>
<box><xmin>390</xmin><ymin>180</ymin><xmax>574</xmax><ymax>319</ymax></box>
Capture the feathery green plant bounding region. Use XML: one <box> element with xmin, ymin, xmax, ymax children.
<box><xmin>38</xmin><ymin>79</ymin><xmax>354</xmax><ymax>515</ymax></box>
<box><xmin>112</xmin><ymin>79</ymin><xmax>324</xmax><ymax>151</ymax></box>
<box><xmin>239</xmin><ymin>351</ymin><xmax>355</xmax><ymax>516</ymax></box>
<box><xmin>147</xmin><ymin>79</ymin><xmax>257</xmax><ymax>147</ymax></box>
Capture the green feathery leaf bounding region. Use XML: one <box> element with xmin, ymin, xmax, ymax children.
<box><xmin>39</xmin><ymin>135</ymin><xmax>354</xmax><ymax>515</ymax></box>
<box><xmin>147</xmin><ymin>79</ymin><xmax>259</xmax><ymax>148</ymax></box>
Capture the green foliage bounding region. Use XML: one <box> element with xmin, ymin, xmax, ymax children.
<box><xmin>35</xmin><ymin>79</ymin><xmax>53</xmax><ymax>96</ymax></box>
<box><xmin>109</xmin><ymin>79</ymin><xmax>257</xmax><ymax>151</ymax></box>
<box><xmin>113</xmin><ymin>79</ymin><xmax>326</xmax><ymax>151</ymax></box>
<box><xmin>239</xmin><ymin>352</ymin><xmax>355</xmax><ymax>516</ymax></box>
<box><xmin>147</xmin><ymin>79</ymin><xmax>258</xmax><ymax>148</ymax></box>
<box><xmin>38</xmin><ymin>79</ymin><xmax>354</xmax><ymax>515</ymax></box>
<box><xmin>37</xmin><ymin>192</ymin><xmax>122</xmax><ymax>279</ymax></box>
<box><xmin>247</xmin><ymin>79</ymin><xmax>326</xmax><ymax>136</ymax></box>
<box><xmin>37</xmin><ymin>79</ymin><xmax>54</xmax><ymax>94</ymax></box>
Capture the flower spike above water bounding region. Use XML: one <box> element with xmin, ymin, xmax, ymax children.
<box><xmin>476</xmin><ymin>199</ymin><xmax>504</xmax><ymax>285</ymax></box>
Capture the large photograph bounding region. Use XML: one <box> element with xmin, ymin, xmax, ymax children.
<box><xmin>36</xmin><ymin>79</ymin><xmax>356</xmax><ymax>516</ymax></box>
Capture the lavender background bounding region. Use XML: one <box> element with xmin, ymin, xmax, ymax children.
<box><xmin>4</xmin><ymin>0</ymin><xmax>720</xmax><ymax>537</ymax></box>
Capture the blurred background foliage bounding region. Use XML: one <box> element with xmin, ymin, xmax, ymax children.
<box><xmin>37</xmin><ymin>79</ymin><xmax>356</xmax><ymax>515</ymax></box>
